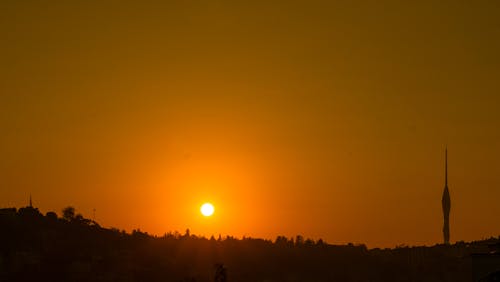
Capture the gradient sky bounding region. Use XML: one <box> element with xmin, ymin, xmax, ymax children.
<box><xmin>1</xmin><ymin>1</ymin><xmax>499</xmax><ymax>248</ymax></box>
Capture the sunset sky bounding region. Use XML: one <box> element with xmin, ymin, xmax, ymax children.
<box><xmin>1</xmin><ymin>1</ymin><xmax>499</xmax><ymax>248</ymax></box>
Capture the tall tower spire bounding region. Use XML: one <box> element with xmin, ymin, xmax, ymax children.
<box><xmin>442</xmin><ymin>148</ymin><xmax>451</xmax><ymax>245</ymax></box>
<box><xmin>29</xmin><ymin>194</ymin><xmax>33</xmax><ymax>208</ymax></box>
<box><xmin>445</xmin><ymin>148</ymin><xmax>448</xmax><ymax>187</ymax></box>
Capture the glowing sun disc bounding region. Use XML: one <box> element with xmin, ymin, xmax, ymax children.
<box><xmin>200</xmin><ymin>203</ymin><xmax>214</xmax><ymax>217</ymax></box>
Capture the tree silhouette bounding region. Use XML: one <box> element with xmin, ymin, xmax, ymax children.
<box><xmin>62</xmin><ymin>206</ymin><xmax>75</xmax><ymax>221</ymax></box>
<box><xmin>46</xmin><ymin>211</ymin><xmax>58</xmax><ymax>220</ymax></box>
<box><xmin>1</xmin><ymin>203</ymin><xmax>495</xmax><ymax>282</ymax></box>
<box><xmin>295</xmin><ymin>235</ymin><xmax>304</xmax><ymax>246</ymax></box>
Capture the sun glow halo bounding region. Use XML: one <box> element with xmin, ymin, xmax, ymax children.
<box><xmin>200</xmin><ymin>203</ymin><xmax>214</xmax><ymax>217</ymax></box>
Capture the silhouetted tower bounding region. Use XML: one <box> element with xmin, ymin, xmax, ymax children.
<box><xmin>29</xmin><ymin>194</ymin><xmax>33</xmax><ymax>208</ymax></box>
<box><xmin>442</xmin><ymin>148</ymin><xmax>451</xmax><ymax>245</ymax></box>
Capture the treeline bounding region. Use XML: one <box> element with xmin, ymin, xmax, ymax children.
<box><xmin>0</xmin><ymin>205</ymin><xmax>497</xmax><ymax>282</ymax></box>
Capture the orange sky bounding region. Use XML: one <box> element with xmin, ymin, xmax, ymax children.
<box><xmin>1</xmin><ymin>1</ymin><xmax>500</xmax><ymax>248</ymax></box>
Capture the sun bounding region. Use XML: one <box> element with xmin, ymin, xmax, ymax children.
<box><xmin>200</xmin><ymin>203</ymin><xmax>214</xmax><ymax>217</ymax></box>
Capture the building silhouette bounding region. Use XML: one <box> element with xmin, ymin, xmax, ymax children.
<box><xmin>442</xmin><ymin>148</ymin><xmax>451</xmax><ymax>245</ymax></box>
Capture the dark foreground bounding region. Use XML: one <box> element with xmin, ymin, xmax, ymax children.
<box><xmin>1</xmin><ymin>205</ymin><xmax>499</xmax><ymax>282</ymax></box>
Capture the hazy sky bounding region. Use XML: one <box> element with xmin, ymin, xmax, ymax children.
<box><xmin>1</xmin><ymin>1</ymin><xmax>499</xmax><ymax>247</ymax></box>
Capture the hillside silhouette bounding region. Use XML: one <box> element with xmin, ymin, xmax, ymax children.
<box><xmin>1</xmin><ymin>205</ymin><xmax>499</xmax><ymax>282</ymax></box>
